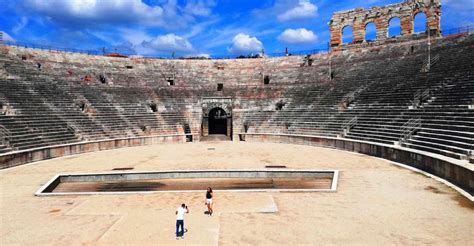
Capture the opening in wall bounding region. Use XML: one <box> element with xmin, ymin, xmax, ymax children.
<box><xmin>388</xmin><ymin>17</ymin><xmax>401</xmax><ymax>37</ymax></box>
<box><xmin>99</xmin><ymin>74</ymin><xmax>107</xmax><ymax>84</ymax></box>
<box><xmin>240</xmin><ymin>122</ymin><xmax>249</xmax><ymax>141</ymax></box>
<box><xmin>217</xmin><ymin>83</ymin><xmax>223</xmax><ymax>91</ymax></box>
<box><xmin>414</xmin><ymin>12</ymin><xmax>427</xmax><ymax>33</ymax></box>
<box><xmin>244</xmin><ymin>122</ymin><xmax>249</xmax><ymax>133</ymax></box>
<box><xmin>140</xmin><ymin>125</ymin><xmax>150</xmax><ymax>133</ymax></box>
<box><xmin>365</xmin><ymin>22</ymin><xmax>377</xmax><ymax>42</ymax></box>
<box><xmin>264</xmin><ymin>75</ymin><xmax>270</xmax><ymax>85</ymax></box>
<box><xmin>183</xmin><ymin>124</ymin><xmax>192</xmax><ymax>142</ymax></box>
<box><xmin>208</xmin><ymin>107</ymin><xmax>227</xmax><ymax>135</ymax></box>
<box><xmin>342</xmin><ymin>26</ymin><xmax>353</xmax><ymax>44</ymax></box>
<box><xmin>149</xmin><ymin>103</ymin><xmax>158</xmax><ymax>112</ymax></box>
<box><xmin>78</xmin><ymin>102</ymin><xmax>86</xmax><ymax>112</ymax></box>
<box><xmin>276</xmin><ymin>101</ymin><xmax>286</xmax><ymax>111</ymax></box>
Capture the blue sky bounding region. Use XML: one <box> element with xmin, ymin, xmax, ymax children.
<box><xmin>0</xmin><ymin>0</ymin><xmax>473</xmax><ymax>57</ymax></box>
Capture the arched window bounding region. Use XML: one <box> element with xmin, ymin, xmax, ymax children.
<box><xmin>365</xmin><ymin>22</ymin><xmax>377</xmax><ymax>41</ymax></box>
<box><xmin>342</xmin><ymin>26</ymin><xmax>353</xmax><ymax>44</ymax></box>
<box><xmin>388</xmin><ymin>17</ymin><xmax>401</xmax><ymax>37</ymax></box>
<box><xmin>414</xmin><ymin>12</ymin><xmax>427</xmax><ymax>33</ymax></box>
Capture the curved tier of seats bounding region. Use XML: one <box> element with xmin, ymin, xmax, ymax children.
<box><xmin>0</xmin><ymin>33</ymin><xmax>472</xmax><ymax>166</ymax></box>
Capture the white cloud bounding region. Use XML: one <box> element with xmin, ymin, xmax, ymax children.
<box><xmin>184</xmin><ymin>0</ymin><xmax>216</xmax><ymax>17</ymax></box>
<box><xmin>120</xmin><ymin>29</ymin><xmax>153</xmax><ymax>46</ymax></box>
<box><xmin>12</xmin><ymin>17</ymin><xmax>28</xmax><ymax>34</ymax></box>
<box><xmin>25</xmin><ymin>0</ymin><xmax>164</xmax><ymax>26</ymax></box>
<box><xmin>142</xmin><ymin>34</ymin><xmax>193</xmax><ymax>52</ymax></box>
<box><xmin>24</xmin><ymin>0</ymin><xmax>217</xmax><ymax>30</ymax></box>
<box><xmin>278</xmin><ymin>28</ymin><xmax>317</xmax><ymax>44</ymax></box>
<box><xmin>183</xmin><ymin>18</ymin><xmax>220</xmax><ymax>39</ymax></box>
<box><xmin>0</xmin><ymin>31</ymin><xmax>16</xmax><ymax>42</ymax></box>
<box><xmin>278</xmin><ymin>0</ymin><xmax>318</xmax><ymax>22</ymax></box>
<box><xmin>229</xmin><ymin>33</ymin><xmax>263</xmax><ymax>54</ymax></box>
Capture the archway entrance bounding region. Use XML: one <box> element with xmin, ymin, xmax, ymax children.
<box><xmin>208</xmin><ymin>108</ymin><xmax>227</xmax><ymax>135</ymax></box>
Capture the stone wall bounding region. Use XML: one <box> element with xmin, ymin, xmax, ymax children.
<box><xmin>0</xmin><ymin>134</ymin><xmax>187</xmax><ymax>169</ymax></box>
<box><xmin>242</xmin><ymin>133</ymin><xmax>473</xmax><ymax>196</ymax></box>
<box><xmin>329</xmin><ymin>0</ymin><xmax>441</xmax><ymax>48</ymax></box>
<box><xmin>4</xmin><ymin>33</ymin><xmax>458</xmax><ymax>90</ymax></box>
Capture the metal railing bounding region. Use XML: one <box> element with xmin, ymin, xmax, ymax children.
<box><xmin>399</xmin><ymin>117</ymin><xmax>421</xmax><ymax>143</ymax></box>
<box><xmin>341</xmin><ymin>116</ymin><xmax>358</xmax><ymax>135</ymax></box>
<box><xmin>341</xmin><ymin>91</ymin><xmax>356</xmax><ymax>106</ymax></box>
<box><xmin>411</xmin><ymin>88</ymin><xmax>431</xmax><ymax>107</ymax></box>
<box><xmin>0</xmin><ymin>25</ymin><xmax>472</xmax><ymax>60</ymax></box>
<box><xmin>421</xmin><ymin>53</ymin><xmax>440</xmax><ymax>72</ymax></box>
<box><xmin>0</xmin><ymin>41</ymin><xmax>100</xmax><ymax>55</ymax></box>
<box><xmin>135</xmin><ymin>48</ymin><xmax>329</xmax><ymax>60</ymax></box>
<box><xmin>441</xmin><ymin>25</ymin><xmax>473</xmax><ymax>36</ymax></box>
<box><xmin>0</xmin><ymin>125</ymin><xmax>11</xmax><ymax>145</ymax></box>
<box><xmin>0</xmin><ymin>40</ymin><xmax>328</xmax><ymax>59</ymax></box>
<box><xmin>341</xmin><ymin>84</ymin><xmax>370</xmax><ymax>107</ymax></box>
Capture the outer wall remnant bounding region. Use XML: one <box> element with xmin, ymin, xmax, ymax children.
<box><xmin>329</xmin><ymin>0</ymin><xmax>441</xmax><ymax>48</ymax></box>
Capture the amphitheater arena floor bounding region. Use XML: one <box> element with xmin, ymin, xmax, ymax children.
<box><xmin>0</xmin><ymin>141</ymin><xmax>472</xmax><ymax>245</ymax></box>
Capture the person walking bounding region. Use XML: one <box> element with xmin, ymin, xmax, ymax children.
<box><xmin>175</xmin><ymin>203</ymin><xmax>189</xmax><ymax>239</ymax></box>
<box><xmin>205</xmin><ymin>187</ymin><xmax>213</xmax><ymax>216</ymax></box>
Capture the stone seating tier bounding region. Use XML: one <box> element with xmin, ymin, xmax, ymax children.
<box><xmin>0</xmin><ymin>33</ymin><xmax>472</xmax><ymax>162</ymax></box>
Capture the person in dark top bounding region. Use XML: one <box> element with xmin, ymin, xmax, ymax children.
<box><xmin>205</xmin><ymin>187</ymin><xmax>213</xmax><ymax>216</ymax></box>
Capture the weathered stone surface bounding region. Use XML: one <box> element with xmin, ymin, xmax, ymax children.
<box><xmin>329</xmin><ymin>0</ymin><xmax>441</xmax><ymax>48</ymax></box>
<box><xmin>244</xmin><ymin>133</ymin><xmax>473</xmax><ymax>196</ymax></box>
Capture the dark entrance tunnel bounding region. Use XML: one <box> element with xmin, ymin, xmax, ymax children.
<box><xmin>209</xmin><ymin>108</ymin><xmax>227</xmax><ymax>135</ymax></box>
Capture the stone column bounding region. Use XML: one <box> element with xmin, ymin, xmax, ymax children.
<box><xmin>375</xmin><ymin>17</ymin><xmax>388</xmax><ymax>41</ymax></box>
<box><xmin>426</xmin><ymin>8</ymin><xmax>441</xmax><ymax>35</ymax></box>
<box><xmin>202</xmin><ymin>117</ymin><xmax>209</xmax><ymax>136</ymax></box>
<box><xmin>330</xmin><ymin>25</ymin><xmax>341</xmax><ymax>47</ymax></box>
<box><xmin>401</xmin><ymin>15</ymin><xmax>413</xmax><ymax>36</ymax></box>
<box><xmin>353</xmin><ymin>21</ymin><xmax>365</xmax><ymax>43</ymax></box>
<box><xmin>227</xmin><ymin>118</ymin><xmax>232</xmax><ymax>139</ymax></box>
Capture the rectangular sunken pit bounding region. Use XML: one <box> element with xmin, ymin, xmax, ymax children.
<box><xmin>35</xmin><ymin>169</ymin><xmax>339</xmax><ymax>196</ymax></box>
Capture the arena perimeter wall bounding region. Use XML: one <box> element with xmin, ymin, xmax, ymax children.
<box><xmin>239</xmin><ymin>133</ymin><xmax>473</xmax><ymax>196</ymax></box>
<box><xmin>1</xmin><ymin>133</ymin><xmax>472</xmax><ymax>196</ymax></box>
<box><xmin>0</xmin><ymin>134</ymin><xmax>188</xmax><ymax>169</ymax></box>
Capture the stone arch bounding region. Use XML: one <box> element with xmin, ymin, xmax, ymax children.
<box><xmin>202</xmin><ymin>102</ymin><xmax>231</xmax><ymax>117</ymax></box>
<box><xmin>208</xmin><ymin>107</ymin><xmax>228</xmax><ymax>135</ymax></box>
<box><xmin>365</xmin><ymin>22</ymin><xmax>377</xmax><ymax>41</ymax></box>
<box><xmin>329</xmin><ymin>0</ymin><xmax>441</xmax><ymax>48</ymax></box>
<box><xmin>342</xmin><ymin>25</ymin><xmax>353</xmax><ymax>44</ymax></box>
<box><xmin>388</xmin><ymin>16</ymin><xmax>401</xmax><ymax>37</ymax></box>
<box><xmin>201</xmin><ymin>97</ymin><xmax>232</xmax><ymax>138</ymax></box>
<box><xmin>414</xmin><ymin>11</ymin><xmax>428</xmax><ymax>33</ymax></box>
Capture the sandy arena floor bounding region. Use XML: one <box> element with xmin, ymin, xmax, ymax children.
<box><xmin>0</xmin><ymin>142</ymin><xmax>472</xmax><ymax>245</ymax></box>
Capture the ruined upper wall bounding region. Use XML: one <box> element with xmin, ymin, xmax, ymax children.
<box><xmin>329</xmin><ymin>0</ymin><xmax>441</xmax><ymax>48</ymax></box>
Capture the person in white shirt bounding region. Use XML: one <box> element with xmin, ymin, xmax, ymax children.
<box><xmin>175</xmin><ymin>203</ymin><xmax>189</xmax><ymax>239</ymax></box>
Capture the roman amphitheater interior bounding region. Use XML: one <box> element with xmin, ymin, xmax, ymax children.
<box><xmin>0</xmin><ymin>0</ymin><xmax>472</xmax><ymax>245</ymax></box>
